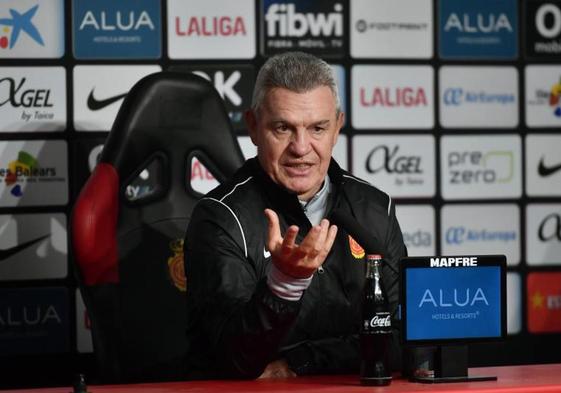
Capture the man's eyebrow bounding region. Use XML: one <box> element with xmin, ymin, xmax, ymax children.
<box><xmin>312</xmin><ymin>120</ymin><xmax>331</xmax><ymax>126</ymax></box>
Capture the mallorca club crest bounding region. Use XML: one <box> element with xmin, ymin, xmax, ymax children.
<box><xmin>349</xmin><ymin>235</ymin><xmax>365</xmax><ymax>259</ymax></box>
<box><xmin>167</xmin><ymin>239</ymin><xmax>186</xmax><ymax>292</ymax></box>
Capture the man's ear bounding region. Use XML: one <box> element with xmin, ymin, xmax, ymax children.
<box><xmin>244</xmin><ymin>109</ymin><xmax>258</xmax><ymax>145</ymax></box>
<box><xmin>333</xmin><ymin>111</ymin><xmax>344</xmax><ymax>145</ymax></box>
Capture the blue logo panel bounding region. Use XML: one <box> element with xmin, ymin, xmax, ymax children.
<box><xmin>72</xmin><ymin>0</ymin><xmax>161</xmax><ymax>59</ymax></box>
<box><xmin>0</xmin><ymin>288</ymin><xmax>69</xmax><ymax>355</ymax></box>
<box><xmin>439</xmin><ymin>0</ymin><xmax>518</xmax><ymax>59</ymax></box>
<box><xmin>406</xmin><ymin>266</ymin><xmax>501</xmax><ymax>340</ymax></box>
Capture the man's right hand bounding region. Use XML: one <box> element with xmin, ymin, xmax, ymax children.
<box><xmin>264</xmin><ymin>209</ymin><xmax>338</xmax><ymax>279</ymax></box>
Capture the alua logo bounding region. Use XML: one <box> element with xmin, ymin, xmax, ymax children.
<box><xmin>0</xmin><ymin>305</ymin><xmax>62</xmax><ymax>327</ymax></box>
<box><xmin>265</xmin><ymin>3</ymin><xmax>343</xmax><ymax>37</ymax></box>
<box><xmin>538</xmin><ymin>213</ymin><xmax>561</xmax><ymax>242</ymax></box>
<box><xmin>418</xmin><ymin>288</ymin><xmax>489</xmax><ymax>308</ymax></box>
<box><xmin>444</xmin><ymin>12</ymin><xmax>513</xmax><ymax>33</ymax></box>
<box><xmin>0</xmin><ymin>4</ymin><xmax>44</xmax><ymax>50</ymax></box>
<box><xmin>365</xmin><ymin>145</ymin><xmax>422</xmax><ymax>175</ymax></box>
<box><xmin>79</xmin><ymin>10</ymin><xmax>155</xmax><ymax>31</ymax></box>
<box><xmin>360</xmin><ymin>86</ymin><xmax>427</xmax><ymax>108</ymax></box>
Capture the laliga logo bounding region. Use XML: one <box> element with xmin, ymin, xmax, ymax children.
<box><xmin>418</xmin><ymin>288</ymin><xmax>489</xmax><ymax>308</ymax></box>
<box><xmin>265</xmin><ymin>3</ymin><xmax>343</xmax><ymax>37</ymax></box>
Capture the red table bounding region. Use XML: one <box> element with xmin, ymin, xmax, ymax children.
<box><xmin>4</xmin><ymin>364</ymin><xmax>561</xmax><ymax>393</ymax></box>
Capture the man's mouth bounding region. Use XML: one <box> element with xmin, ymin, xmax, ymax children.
<box><xmin>284</xmin><ymin>162</ymin><xmax>314</xmax><ymax>175</ymax></box>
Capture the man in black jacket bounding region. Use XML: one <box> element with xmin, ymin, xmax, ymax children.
<box><xmin>184</xmin><ymin>52</ymin><xmax>407</xmax><ymax>379</ymax></box>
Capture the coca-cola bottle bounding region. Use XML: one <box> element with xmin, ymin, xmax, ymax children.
<box><xmin>360</xmin><ymin>254</ymin><xmax>392</xmax><ymax>386</ymax></box>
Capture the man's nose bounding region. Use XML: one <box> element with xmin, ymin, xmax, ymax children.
<box><xmin>289</xmin><ymin>129</ymin><xmax>312</xmax><ymax>156</ymax></box>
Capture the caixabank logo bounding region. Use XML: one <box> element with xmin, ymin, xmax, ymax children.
<box><xmin>525</xmin><ymin>0</ymin><xmax>561</xmax><ymax>58</ymax></box>
<box><xmin>168</xmin><ymin>65</ymin><xmax>254</xmax><ymax>130</ymax></box>
<box><xmin>0</xmin><ymin>140</ymin><xmax>68</xmax><ymax>207</ymax></box>
<box><xmin>72</xmin><ymin>0</ymin><xmax>161</xmax><ymax>59</ymax></box>
<box><xmin>526</xmin><ymin>65</ymin><xmax>561</xmax><ymax>127</ymax></box>
<box><xmin>527</xmin><ymin>272</ymin><xmax>561</xmax><ymax>333</ymax></box>
<box><xmin>439</xmin><ymin>0</ymin><xmax>518</xmax><ymax>59</ymax></box>
<box><xmin>0</xmin><ymin>0</ymin><xmax>64</xmax><ymax>58</ymax></box>
<box><xmin>0</xmin><ymin>67</ymin><xmax>66</xmax><ymax>132</ymax></box>
<box><xmin>0</xmin><ymin>287</ymin><xmax>69</xmax><ymax>355</ymax></box>
<box><xmin>261</xmin><ymin>0</ymin><xmax>345</xmax><ymax>57</ymax></box>
<box><xmin>168</xmin><ymin>0</ymin><xmax>255</xmax><ymax>59</ymax></box>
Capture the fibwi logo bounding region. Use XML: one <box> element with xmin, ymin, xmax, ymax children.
<box><xmin>549</xmin><ymin>77</ymin><xmax>561</xmax><ymax>117</ymax></box>
<box><xmin>261</xmin><ymin>0</ymin><xmax>345</xmax><ymax>57</ymax></box>
<box><xmin>527</xmin><ymin>272</ymin><xmax>561</xmax><ymax>333</ymax></box>
<box><xmin>0</xmin><ymin>0</ymin><xmax>64</xmax><ymax>58</ymax></box>
<box><xmin>72</xmin><ymin>0</ymin><xmax>161</xmax><ymax>59</ymax></box>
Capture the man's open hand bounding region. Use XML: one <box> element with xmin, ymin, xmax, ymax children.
<box><xmin>264</xmin><ymin>209</ymin><xmax>337</xmax><ymax>279</ymax></box>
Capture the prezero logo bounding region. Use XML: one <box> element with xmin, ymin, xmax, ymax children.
<box><xmin>0</xmin><ymin>0</ymin><xmax>64</xmax><ymax>58</ymax></box>
<box><xmin>262</xmin><ymin>0</ymin><xmax>345</xmax><ymax>56</ymax></box>
<box><xmin>353</xmin><ymin>135</ymin><xmax>435</xmax><ymax>198</ymax></box>
<box><xmin>441</xmin><ymin>135</ymin><xmax>521</xmax><ymax>200</ymax></box>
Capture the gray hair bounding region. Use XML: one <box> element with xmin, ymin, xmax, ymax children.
<box><xmin>251</xmin><ymin>51</ymin><xmax>341</xmax><ymax>115</ymax></box>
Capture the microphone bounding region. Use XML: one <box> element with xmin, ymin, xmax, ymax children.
<box><xmin>330</xmin><ymin>210</ymin><xmax>383</xmax><ymax>255</ymax></box>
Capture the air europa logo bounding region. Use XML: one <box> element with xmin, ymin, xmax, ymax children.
<box><xmin>360</xmin><ymin>87</ymin><xmax>427</xmax><ymax>107</ymax></box>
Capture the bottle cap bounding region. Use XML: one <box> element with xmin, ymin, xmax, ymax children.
<box><xmin>367</xmin><ymin>254</ymin><xmax>383</xmax><ymax>259</ymax></box>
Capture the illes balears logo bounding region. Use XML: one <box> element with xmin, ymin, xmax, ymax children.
<box><xmin>549</xmin><ymin>77</ymin><xmax>561</xmax><ymax>117</ymax></box>
<box><xmin>0</xmin><ymin>4</ymin><xmax>44</xmax><ymax>50</ymax></box>
<box><xmin>0</xmin><ymin>150</ymin><xmax>57</xmax><ymax>197</ymax></box>
<box><xmin>168</xmin><ymin>239</ymin><xmax>186</xmax><ymax>292</ymax></box>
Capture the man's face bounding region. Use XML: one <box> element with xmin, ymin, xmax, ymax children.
<box><xmin>246</xmin><ymin>86</ymin><xmax>344</xmax><ymax>201</ymax></box>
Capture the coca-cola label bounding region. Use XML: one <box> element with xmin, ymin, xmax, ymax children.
<box><xmin>363</xmin><ymin>312</ymin><xmax>391</xmax><ymax>332</ymax></box>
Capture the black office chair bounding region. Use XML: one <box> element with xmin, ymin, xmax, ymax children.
<box><xmin>71</xmin><ymin>72</ymin><xmax>245</xmax><ymax>382</ymax></box>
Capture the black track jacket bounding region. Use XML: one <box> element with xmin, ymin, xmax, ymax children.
<box><xmin>184</xmin><ymin>158</ymin><xmax>407</xmax><ymax>379</ymax></box>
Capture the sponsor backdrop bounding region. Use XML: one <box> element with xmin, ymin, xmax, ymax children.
<box><xmin>0</xmin><ymin>0</ymin><xmax>560</xmax><ymax>387</ymax></box>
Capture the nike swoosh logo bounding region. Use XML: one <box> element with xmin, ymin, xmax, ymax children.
<box><xmin>264</xmin><ymin>247</ymin><xmax>271</xmax><ymax>258</ymax></box>
<box><xmin>0</xmin><ymin>234</ymin><xmax>50</xmax><ymax>261</ymax></box>
<box><xmin>538</xmin><ymin>157</ymin><xmax>561</xmax><ymax>177</ymax></box>
<box><xmin>87</xmin><ymin>89</ymin><xmax>128</xmax><ymax>111</ymax></box>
